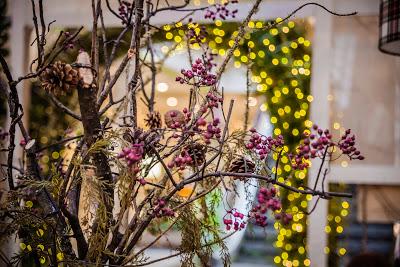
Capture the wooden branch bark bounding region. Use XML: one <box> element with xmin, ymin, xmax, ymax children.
<box><xmin>76</xmin><ymin>52</ymin><xmax>114</xmax><ymax>260</ymax></box>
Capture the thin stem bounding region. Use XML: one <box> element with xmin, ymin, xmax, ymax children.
<box><xmin>184</xmin><ymin>171</ymin><xmax>352</xmax><ymax>199</ymax></box>
<box><xmin>243</xmin><ymin>62</ymin><xmax>250</xmax><ymax>131</ymax></box>
<box><xmin>313</xmin><ymin>146</ymin><xmax>328</xmax><ymax>191</ymax></box>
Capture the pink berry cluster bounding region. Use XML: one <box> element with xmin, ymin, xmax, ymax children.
<box><xmin>223</xmin><ymin>208</ymin><xmax>246</xmax><ymax>231</ymax></box>
<box><xmin>153</xmin><ymin>198</ymin><xmax>175</xmax><ymax>218</ymax></box>
<box><xmin>199</xmin><ymin>118</ymin><xmax>222</xmax><ymax>144</ymax></box>
<box><xmin>290</xmin><ymin>125</ymin><xmax>364</xmax><ymax>170</ymax></box>
<box><xmin>175</xmin><ymin>58</ymin><xmax>216</xmax><ymax>86</ymax></box>
<box><xmin>246</xmin><ymin>128</ymin><xmax>285</xmax><ymax>160</ymax></box>
<box><xmin>290</xmin><ymin>125</ymin><xmax>333</xmax><ymax>170</ymax></box>
<box><xmin>117</xmin><ymin>144</ymin><xmax>144</xmax><ymax>167</ymax></box>
<box><xmin>291</xmin><ymin>129</ymin><xmax>327</xmax><ymax>169</ymax></box>
<box><xmin>118</xmin><ymin>1</ymin><xmax>132</xmax><ymax>24</ymax></box>
<box><xmin>338</xmin><ymin>129</ymin><xmax>364</xmax><ymax>160</ymax></box>
<box><xmin>204</xmin><ymin>91</ymin><xmax>223</xmax><ymax>110</ymax></box>
<box><xmin>204</xmin><ymin>0</ymin><xmax>238</xmax><ymax>20</ymax></box>
<box><xmin>182</xmin><ymin>107</ymin><xmax>193</xmax><ymax>124</ymax></box>
<box><xmin>249</xmin><ymin>187</ymin><xmax>292</xmax><ymax>227</ymax></box>
<box><xmin>167</xmin><ymin>150</ymin><xmax>193</xmax><ymax>170</ymax></box>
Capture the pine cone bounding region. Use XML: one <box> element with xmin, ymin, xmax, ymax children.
<box><xmin>40</xmin><ymin>61</ymin><xmax>79</xmax><ymax>95</ymax></box>
<box><xmin>228</xmin><ymin>157</ymin><xmax>255</xmax><ymax>181</ymax></box>
<box><xmin>185</xmin><ymin>143</ymin><xmax>207</xmax><ymax>166</ymax></box>
<box><xmin>145</xmin><ymin>111</ymin><xmax>162</xmax><ymax>129</ymax></box>
<box><xmin>164</xmin><ymin>110</ymin><xmax>185</xmax><ymax>128</ymax></box>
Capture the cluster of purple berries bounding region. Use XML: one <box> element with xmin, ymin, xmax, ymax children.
<box><xmin>186</xmin><ymin>25</ymin><xmax>207</xmax><ymax>45</ymax></box>
<box><xmin>204</xmin><ymin>91</ymin><xmax>223</xmax><ymax>110</ymax></box>
<box><xmin>176</xmin><ymin>58</ymin><xmax>216</xmax><ymax>86</ymax></box>
<box><xmin>249</xmin><ymin>187</ymin><xmax>292</xmax><ymax>227</ymax></box>
<box><xmin>290</xmin><ymin>126</ymin><xmax>332</xmax><ymax>170</ymax></box>
<box><xmin>246</xmin><ymin>129</ymin><xmax>285</xmax><ymax>160</ymax></box>
<box><xmin>167</xmin><ymin>150</ymin><xmax>193</xmax><ymax>170</ymax></box>
<box><xmin>204</xmin><ymin>1</ymin><xmax>238</xmax><ymax>20</ymax></box>
<box><xmin>223</xmin><ymin>208</ymin><xmax>246</xmax><ymax>231</ymax></box>
<box><xmin>182</xmin><ymin>107</ymin><xmax>192</xmax><ymax>123</ymax></box>
<box><xmin>63</xmin><ymin>32</ymin><xmax>75</xmax><ymax>50</ymax></box>
<box><xmin>117</xmin><ymin>144</ymin><xmax>144</xmax><ymax>167</ymax></box>
<box><xmin>249</xmin><ymin>187</ymin><xmax>279</xmax><ymax>227</ymax></box>
<box><xmin>291</xmin><ymin>125</ymin><xmax>364</xmax><ymax>170</ymax></box>
<box><xmin>153</xmin><ymin>198</ymin><xmax>175</xmax><ymax>218</ymax></box>
<box><xmin>118</xmin><ymin>1</ymin><xmax>132</xmax><ymax>24</ymax></box>
<box><xmin>338</xmin><ymin>129</ymin><xmax>364</xmax><ymax>160</ymax></box>
<box><xmin>202</xmin><ymin>118</ymin><xmax>222</xmax><ymax>144</ymax></box>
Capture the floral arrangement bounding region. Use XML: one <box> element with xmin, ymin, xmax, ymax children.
<box><xmin>0</xmin><ymin>0</ymin><xmax>359</xmax><ymax>266</ymax></box>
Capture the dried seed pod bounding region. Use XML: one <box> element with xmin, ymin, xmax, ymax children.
<box><xmin>40</xmin><ymin>61</ymin><xmax>79</xmax><ymax>95</ymax></box>
<box><xmin>164</xmin><ymin>110</ymin><xmax>185</xmax><ymax>128</ymax></box>
<box><xmin>228</xmin><ymin>157</ymin><xmax>255</xmax><ymax>181</ymax></box>
<box><xmin>145</xmin><ymin>111</ymin><xmax>162</xmax><ymax>129</ymax></box>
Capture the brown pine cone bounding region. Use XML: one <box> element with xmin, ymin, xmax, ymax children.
<box><xmin>145</xmin><ymin>111</ymin><xmax>162</xmax><ymax>129</ymax></box>
<box><xmin>185</xmin><ymin>143</ymin><xmax>207</xmax><ymax>166</ymax></box>
<box><xmin>228</xmin><ymin>157</ymin><xmax>255</xmax><ymax>181</ymax></box>
<box><xmin>164</xmin><ymin>110</ymin><xmax>185</xmax><ymax>128</ymax></box>
<box><xmin>40</xmin><ymin>61</ymin><xmax>79</xmax><ymax>95</ymax></box>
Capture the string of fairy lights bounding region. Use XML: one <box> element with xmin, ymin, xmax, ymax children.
<box><xmin>160</xmin><ymin>9</ymin><xmax>350</xmax><ymax>267</ymax></box>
